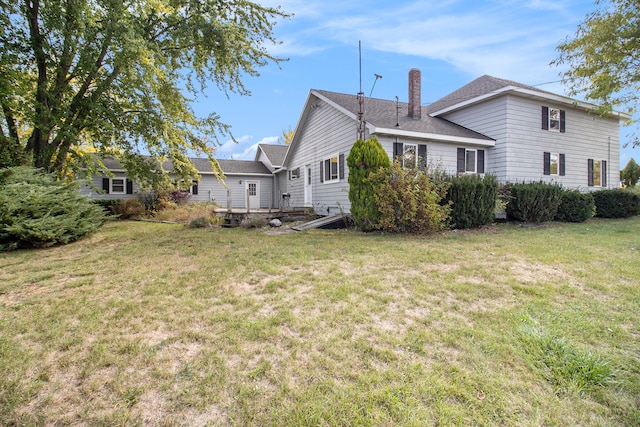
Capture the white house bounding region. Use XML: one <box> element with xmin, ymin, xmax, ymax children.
<box><xmin>283</xmin><ymin>69</ymin><xmax>629</xmax><ymax>215</ymax></box>
<box><xmin>85</xmin><ymin>69</ymin><xmax>628</xmax><ymax>216</ymax></box>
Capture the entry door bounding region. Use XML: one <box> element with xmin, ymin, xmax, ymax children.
<box><xmin>304</xmin><ymin>165</ymin><xmax>312</xmax><ymax>205</ymax></box>
<box><xmin>246</xmin><ymin>180</ymin><xmax>260</xmax><ymax>209</ymax></box>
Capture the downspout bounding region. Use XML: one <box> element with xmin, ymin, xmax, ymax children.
<box><xmin>608</xmin><ymin>136</ymin><xmax>611</xmax><ymax>189</ymax></box>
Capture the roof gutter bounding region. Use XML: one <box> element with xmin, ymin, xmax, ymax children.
<box><xmin>373</xmin><ymin>127</ymin><xmax>496</xmax><ymax>147</ymax></box>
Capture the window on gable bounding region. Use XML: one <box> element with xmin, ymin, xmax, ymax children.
<box><xmin>457</xmin><ymin>148</ymin><xmax>485</xmax><ymax>174</ymax></box>
<box><xmin>542</xmin><ymin>106</ymin><xmax>566</xmax><ymax>133</ymax></box>
<box><xmin>319</xmin><ymin>153</ymin><xmax>344</xmax><ymax>183</ymax></box>
<box><xmin>544</xmin><ymin>152</ymin><xmax>565</xmax><ymax>176</ymax></box>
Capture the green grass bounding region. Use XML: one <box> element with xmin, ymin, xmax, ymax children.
<box><xmin>1</xmin><ymin>218</ymin><xmax>640</xmax><ymax>425</ymax></box>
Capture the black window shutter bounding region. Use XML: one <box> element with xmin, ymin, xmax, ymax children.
<box><xmin>559</xmin><ymin>154</ymin><xmax>565</xmax><ymax>176</ymax></box>
<box><xmin>339</xmin><ymin>153</ymin><xmax>345</xmax><ymax>179</ymax></box>
<box><xmin>102</xmin><ymin>177</ymin><xmax>110</xmax><ymax>193</ymax></box>
<box><xmin>587</xmin><ymin>159</ymin><xmax>594</xmax><ymax>186</ymax></box>
<box><xmin>319</xmin><ymin>161</ymin><xmax>324</xmax><ymax>183</ymax></box>
<box><xmin>602</xmin><ymin>160</ymin><xmax>607</xmax><ymax>187</ymax></box>
<box><xmin>192</xmin><ymin>182</ymin><xmax>198</xmax><ymax>195</ymax></box>
<box><xmin>542</xmin><ymin>106</ymin><xmax>549</xmax><ymax>130</ymax></box>
<box><xmin>560</xmin><ymin>110</ymin><xmax>566</xmax><ymax>133</ymax></box>
<box><xmin>393</xmin><ymin>142</ymin><xmax>403</xmax><ymax>160</ymax></box>
<box><xmin>126</xmin><ymin>179</ymin><xmax>133</xmax><ymax>194</ymax></box>
<box><xmin>543</xmin><ymin>152</ymin><xmax>551</xmax><ymax>175</ymax></box>
<box><xmin>418</xmin><ymin>144</ymin><xmax>427</xmax><ymax>170</ymax></box>
<box><xmin>477</xmin><ymin>150</ymin><xmax>485</xmax><ymax>174</ymax></box>
<box><xmin>457</xmin><ymin>148</ymin><xmax>466</xmax><ymax>173</ymax></box>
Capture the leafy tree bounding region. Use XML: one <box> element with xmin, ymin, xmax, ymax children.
<box><xmin>553</xmin><ymin>0</ymin><xmax>638</xmax><ymax>144</ymax></box>
<box><xmin>621</xmin><ymin>158</ymin><xmax>640</xmax><ymax>186</ymax></box>
<box><xmin>0</xmin><ymin>166</ymin><xmax>106</xmax><ymax>251</ymax></box>
<box><xmin>0</xmin><ymin>0</ymin><xmax>289</xmax><ymax>184</ymax></box>
<box><xmin>347</xmin><ymin>137</ymin><xmax>390</xmax><ymax>231</ymax></box>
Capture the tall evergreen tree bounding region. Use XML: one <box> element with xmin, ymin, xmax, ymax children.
<box><xmin>347</xmin><ymin>137</ymin><xmax>390</xmax><ymax>231</ymax></box>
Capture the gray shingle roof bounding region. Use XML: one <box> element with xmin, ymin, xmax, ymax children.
<box><xmin>425</xmin><ymin>75</ymin><xmax>556</xmax><ymax>115</ymax></box>
<box><xmin>257</xmin><ymin>144</ymin><xmax>288</xmax><ymax>167</ymax></box>
<box><xmin>93</xmin><ymin>156</ymin><xmax>271</xmax><ymax>175</ymax></box>
<box><xmin>315</xmin><ymin>90</ymin><xmax>493</xmax><ymax>141</ymax></box>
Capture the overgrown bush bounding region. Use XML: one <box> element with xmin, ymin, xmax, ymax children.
<box><xmin>92</xmin><ymin>199</ymin><xmax>121</xmax><ymax>213</ymax></box>
<box><xmin>505</xmin><ymin>182</ymin><xmax>564</xmax><ymax>223</ymax></box>
<box><xmin>445</xmin><ymin>174</ymin><xmax>498</xmax><ymax>229</ymax></box>
<box><xmin>0</xmin><ymin>167</ymin><xmax>106</xmax><ymax>251</ymax></box>
<box><xmin>592</xmin><ymin>189</ymin><xmax>640</xmax><ymax>218</ymax></box>
<box><xmin>554</xmin><ymin>190</ymin><xmax>595</xmax><ymax>223</ymax></box>
<box><xmin>112</xmin><ymin>199</ymin><xmax>145</xmax><ymax>219</ymax></box>
<box><xmin>188</xmin><ymin>216</ymin><xmax>211</xmax><ymax>228</ymax></box>
<box><xmin>240</xmin><ymin>216</ymin><xmax>267</xmax><ymax>229</ymax></box>
<box><xmin>372</xmin><ymin>160</ymin><xmax>450</xmax><ymax>233</ymax></box>
<box><xmin>347</xmin><ymin>137</ymin><xmax>391</xmax><ymax>231</ymax></box>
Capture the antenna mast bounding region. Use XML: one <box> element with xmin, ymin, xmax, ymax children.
<box><xmin>357</xmin><ymin>41</ymin><xmax>365</xmax><ymax>141</ymax></box>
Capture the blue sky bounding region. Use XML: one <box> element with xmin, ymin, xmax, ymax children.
<box><xmin>194</xmin><ymin>0</ymin><xmax>639</xmax><ymax>167</ymax></box>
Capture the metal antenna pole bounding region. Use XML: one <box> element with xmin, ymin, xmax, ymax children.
<box><xmin>357</xmin><ymin>41</ymin><xmax>365</xmax><ymax>141</ymax></box>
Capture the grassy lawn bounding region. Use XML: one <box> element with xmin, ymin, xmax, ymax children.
<box><xmin>1</xmin><ymin>217</ymin><xmax>639</xmax><ymax>426</ymax></box>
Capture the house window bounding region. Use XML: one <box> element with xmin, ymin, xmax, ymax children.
<box><xmin>588</xmin><ymin>159</ymin><xmax>607</xmax><ymax>187</ymax></box>
<box><xmin>393</xmin><ymin>142</ymin><xmax>427</xmax><ymax>169</ymax></box>
<box><xmin>403</xmin><ymin>144</ymin><xmax>417</xmax><ymax>167</ymax></box>
<box><xmin>542</xmin><ymin>106</ymin><xmax>566</xmax><ymax>133</ymax></box>
<box><xmin>544</xmin><ymin>152</ymin><xmax>565</xmax><ymax>176</ymax></box>
<box><xmin>248</xmin><ymin>182</ymin><xmax>257</xmax><ymax>196</ymax></box>
<box><xmin>289</xmin><ymin>168</ymin><xmax>300</xmax><ymax>180</ymax></box>
<box><xmin>189</xmin><ymin>181</ymin><xmax>198</xmax><ymax>195</ymax></box>
<box><xmin>457</xmin><ymin>148</ymin><xmax>485</xmax><ymax>174</ymax></box>
<box><xmin>102</xmin><ymin>177</ymin><xmax>133</xmax><ymax>195</ymax></box>
<box><xmin>320</xmin><ymin>154</ymin><xmax>343</xmax><ymax>183</ymax></box>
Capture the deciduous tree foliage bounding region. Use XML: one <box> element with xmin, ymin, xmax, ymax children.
<box><xmin>553</xmin><ymin>0</ymin><xmax>639</xmax><ymax>144</ymax></box>
<box><xmin>0</xmin><ymin>0</ymin><xmax>289</xmax><ymax>184</ymax></box>
<box><xmin>621</xmin><ymin>157</ymin><xmax>640</xmax><ymax>186</ymax></box>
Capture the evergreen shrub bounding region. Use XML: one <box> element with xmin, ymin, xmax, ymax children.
<box><xmin>0</xmin><ymin>167</ymin><xmax>106</xmax><ymax>251</ymax></box>
<box><xmin>445</xmin><ymin>174</ymin><xmax>498</xmax><ymax>229</ymax></box>
<box><xmin>592</xmin><ymin>189</ymin><xmax>640</xmax><ymax>218</ymax></box>
<box><xmin>554</xmin><ymin>190</ymin><xmax>595</xmax><ymax>222</ymax></box>
<box><xmin>505</xmin><ymin>181</ymin><xmax>564</xmax><ymax>223</ymax></box>
<box><xmin>347</xmin><ymin>137</ymin><xmax>391</xmax><ymax>231</ymax></box>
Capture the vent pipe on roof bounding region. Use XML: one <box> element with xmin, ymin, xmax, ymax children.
<box><xmin>408</xmin><ymin>68</ymin><xmax>421</xmax><ymax>119</ymax></box>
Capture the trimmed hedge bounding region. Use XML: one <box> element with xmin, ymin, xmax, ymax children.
<box><xmin>445</xmin><ymin>174</ymin><xmax>498</xmax><ymax>229</ymax></box>
<box><xmin>554</xmin><ymin>190</ymin><xmax>595</xmax><ymax>223</ymax></box>
<box><xmin>506</xmin><ymin>182</ymin><xmax>564</xmax><ymax>223</ymax></box>
<box><xmin>592</xmin><ymin>189</ymin><xmax>640</xmax><ymax>218</ymax></box>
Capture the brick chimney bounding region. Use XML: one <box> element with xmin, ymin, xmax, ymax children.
<box><xmin>408</xmin><ymin>68</ymin><xmax>421</xmax><ymax>119</ymax></box>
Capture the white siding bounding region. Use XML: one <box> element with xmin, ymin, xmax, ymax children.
<box><xmin>287</xmin><ymin>97</ymin><xmax>355</xmax><ymax>215</ymax></box>
<box><xmin>442</xmin><ymin>95</ymin><xmax>621</xmax><ymax>189</ymax></box>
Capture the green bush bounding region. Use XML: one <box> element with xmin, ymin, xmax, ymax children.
<box><xmin>505</xmin><ymin>182</ymin><xmax>564</xmax><ymax>223</ymax></box>
<box><xmin>112</xmin><ymin>199</ymin><xmax>145</xmax><ymax>219</ymax></box>
<box><xmin>372</xmin><ymin>160</ymin><xmax>450</xmax><ymax>233</ymax></box>
<box><xmin>445</xmin><ymin>174</ymin><xmax>498</xmax><ymax>229</ymax></box>
<box><xmin>92</xmin><ymin>199</ymin><xmax>121</xmax><ymax>213</ymax></box>
<box><xmin>592</xmin><ymin>189</ymin><xmax>640</xmax><ymax>218</ymax></box>
<box><xmin>347</xmin><ymin>137</ymin><xmax>391</xmax><ymax>231</ymax></box>
<box><xmin>0</xmin><ymin>167</ymin><xmax>106</xmax><ymax>251</ymax></box>
<box><xmin>554</xmin><ymin>190</ymin><xmax>595</xmax><ymax>223</ymax></box>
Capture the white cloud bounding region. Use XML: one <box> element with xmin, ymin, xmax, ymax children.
<box><xmin>228</xmin><ymin>136</ymin><xmax>281</xmax><ymax>160</ymax></box>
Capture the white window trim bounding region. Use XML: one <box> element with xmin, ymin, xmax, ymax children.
<box><xmin>548</xmin><ymin>107</ymin><xmax>561</xmax><ymax>132</ymax></box>
<box><xmin>323</xmin><ymin>154</ymin><xmax>340</xmax><ymax>184</ymax></box>
<box><xmin>110</xmin><ymin>177</ymin><xmax>126</xmax><ymax>194</ymax></box>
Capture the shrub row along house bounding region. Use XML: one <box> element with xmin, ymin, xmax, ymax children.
<box><xmin>84</xmin><ymin>69</ymin><xmax>629</xmax><ymax>215</ymax></box>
